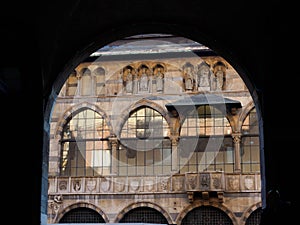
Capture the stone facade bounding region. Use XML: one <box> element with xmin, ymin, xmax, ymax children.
<box><xmin>48</xmin><ymin>173</ymin><xmax>261</xmax><ymax>224</ymax></box>
<box><xmin>48</xmin><ymin>42</ymin><xmax>261</xmax><ymax>225</ymax></box>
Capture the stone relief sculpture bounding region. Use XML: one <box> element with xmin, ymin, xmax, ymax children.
<box><xmin>86</xmin><ymin>178</ymin><xmax>97</xmax><ymax>192</ymax></box>
<box><xmin>58</xmin><ymin>180</ymin><xmax>68</xmax><ymax>191</ymax></box>
<box><xmin>48</xmin><ymin>195</ymin><xmax>63</xmax><ymax>223</ymax></box>
<box><xmin>144</xmin><ymin>178</ymin><xmax>155</xmax><ymax>192</ymax></box>
<box><xmin>172</xmin><ymin>176</ymin><xmax>185</xmax><ymax>191</ymax></box>
<box><xmin>186</xmin><ymin>173</ymin><xmax>198</xmax><ymax>190</ymax></box>
<box><xmin>158</xmin><ymin>177</ymin><xmax>169</xmax><ymax>192</ymax></box>
<box><xmin>129</xmin><ymin>178</ymin><xmax>141</xmax><ymax>192</ymax></box>
<box><xmin>100</xmin><ymin>177</ymin><xmax>111</xmax><ymax>192</ymax></box>
<box><xmin>200</xmin><ymin>173</ymin><xmax>210</xmax><ymax>190</ymax></box>
<box><xmin>114</xmin><ymin>177</ymin><xmax>126</xmax><ymax>192</ymax></box>
<box><xmin>244</xmin><ymin>175</ymin><xmax>255</xmax><ymax>190</ymax></box>
<box><xmin>73</xmin><ymin>179</ymin><xmax>81</xmax><ymax>192</ymax></box>
<box><xmin>227</xmin><ymin>175</ymin><xmax>239</xmax><ymax>191</ymax></box>
<box><xmin>212</xmin><ymin>173</ymin><xmax>222</xmax><ymax>189</ymax></box>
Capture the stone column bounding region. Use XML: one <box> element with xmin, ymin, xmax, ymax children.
<box><xmin>169</xmin><ymin>109</ymin><xmax>180</xmax><ymax>172</ymax></box>
<box><xmin>109</xmin><ymin>135</ymin><xmax>119</xmax><ymax>175</ymax></box>
<box><xmin>232</xmin><ymin>132</ymin><xmax>241</xmax><ymax>172</ymax></box>
<box><xmin>75</xmin><ymin>73</ymin><xmax>81</xmax><ymax>96</ymax></box>
<box><xmin>171</xmin><ymin>135</ymin><xmax>179</xmax><ymax>172</ymax></box>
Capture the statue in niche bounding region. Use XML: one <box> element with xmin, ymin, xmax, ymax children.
<box><xmin>123</xmin><ymin>66</ymin><xmax>134</xmax><ymax>93</ymax></box>
<box><xmin>154</xmin><ymin>65</ymin><xmax>164</xmax><ymax>92</ymax></box>
<box><xmin>138</xmin><ymin>65</ymin><xmax>150</xmax><ymax>92</ymax></box>
<box><xmin>183</xmin><ymin>63</ymin><xmax>195</xmax><ymax>91</ymax></box>
<box><xmin>211</xmin><ymin>62</ymin><xmax>226</xmax><ymax>91</ymax></box>
<box><xmin>197</xmin><ymin>62</ymin><xmax>211</xmax><ymax>91</ymax></box>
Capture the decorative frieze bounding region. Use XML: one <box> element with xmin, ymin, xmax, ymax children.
<box><xmin>48</xmin><ymin>172</ymin><xmax>260</xmax><ymax>195</ymax></box>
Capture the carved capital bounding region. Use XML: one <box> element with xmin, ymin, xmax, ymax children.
<box><xmin>109</xmin><ymin>134</ymin><xmax>119</xmax><ymax>148</ymax></box>
<box><xmin>232</xmin><ymin>132</ymin><xmax>241</xmax><ymax>143</ymax></box>
<box><xmin>170</xmin><ymin>135</ymin><xmax>179</xmax><ymax>145</ymax></box>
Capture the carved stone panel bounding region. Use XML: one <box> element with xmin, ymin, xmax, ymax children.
<box><xmin>199</xmin><ymin>173</ymin><xmax>210</xmax><ymax>190</ymax></box>
<box><xmin>143</xmin><ymin>177</ymin><xmax>155</xmax><ymax>192</ymax></box>
<box><xmin>185</xmin><ymin>173</ymin><xmax>198</xmax><ymax>191</ymax></box>
<box><xmin>72</xmin><ymin>178</ymin><xmax>83</xmax><ymax>193</ymax></box>
<box><xmin>172</xmin><ymin>174</ymin><xmax>185</xmax><ymax>192</ymax></box>
<box><xmin>114</xmin><ymin>177</ymin><xmax>127</xmax><ymax>193</ymax></box>
<box><xmin>58</xmin><ymin>179</ymin><xmax>69</xmax><ymax>193</ymax></box>
<box><xmin>100</xmin><ymin>177</ymin><xmax>111</xmax><ymax>193</ymax></box>
<box><xmin>157</xmin><ymin>176</ymin><xmax>170</xmax><ymax>192</ymax></box>
<box><xmin>226</xmin><ymin>174</ymin><xmax>240</xmax><ymax>192</ymax></box>
<box><xmin>211</xmin><ymin>172</ymin><xmax>224</xmax><ymax>190</ymax></box>
<box><xmin>85</xmin><ymin>178</ymin><xmax>98</xmax><ymax>193</ymax></box>
<box><xmin>241</xmin><ymin>174</ymin><xmax>256</xmax><ymax>191</ymax></box>
<box><xmin>128</xmin><ymin>177</ymin><xmax>141</xmax><ymax>192</ymax></box>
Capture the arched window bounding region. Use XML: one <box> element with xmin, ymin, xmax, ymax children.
<box><xmin>119</xmin><ymin>206</ymin><xmax>168</xmax><ymax>224</ymax></box>
<box><xmin>94</xmin><ymin>66</ymin><xmax>106</xmax><ymax>96</ymax></box>
<box><xmin>245</xmin><ymin>207</ymin><xmax>262</xmax><ymax>225</ymax></box>
<box><xmin>181</xmin><ymin>206</ymin><xmax>233</xmax><ymax>225</ymax></box>
<box><xmin>180</xmin><ymin>105</ymin><xmax>233</xmax><ymax>173</ymax></box>
<box><xmin>241</xmin><ymin>108</ymin><xmax>260</xmax><ymax>172</ymax></box>
<box><xmin>118</xmin><ymin>106</ymin><xmax>171</xmax><ymax>175</ymax></box>
<box><xmin>60</xmin><ymin>108</ymin><xmax>111</xmax><ymax>176</ymax></box>
<box><xmin>59</xmin><ymin>207</ymin><xmax>105</xmax><ymax>223</ymax></box>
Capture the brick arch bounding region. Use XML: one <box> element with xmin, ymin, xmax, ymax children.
<box><xmin>55</xmin><ymin>201</ymin><xmax>109</xmax><ymax>223</ymax></box>
<box><xmin>54</xmin><ymin>101</ymin><xmax>113</xmax><ymax>139</ymax></box>
<box><xmin>240</xmin><ymin>201</ymin><xmax>262</xmax><ymax>225</ymax></box>
<box><xmin>176</xmin><ymin>201</ymin><xmax>238</xmax><ymax>225</ymax></box>
<box><xmin>114</xmin><ymin>201</ymin><xmax>174</xmax><ymax>224</ymax></box>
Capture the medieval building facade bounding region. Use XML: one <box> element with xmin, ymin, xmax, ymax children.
<box><xmin>47</xmin><ymin>35</ymin><xmax>262</xmax><ymax>225</ymax></box>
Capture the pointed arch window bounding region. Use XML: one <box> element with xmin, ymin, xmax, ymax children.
<box><xmin>60</xmin><ymin>108</ymin><xmax>111</xmax><ymax>176</ymax></box>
